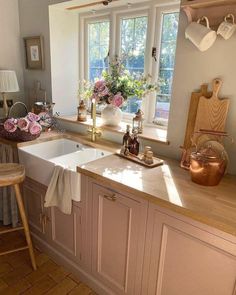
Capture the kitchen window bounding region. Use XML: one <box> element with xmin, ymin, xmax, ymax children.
<box><xmin>80</xmin><ymin>3</ymin><xmax>179</xmax><ymax>129</ymax></box>
<box><xmin>120</xmin><ymin>15</ymin><xmax>148</xmax><ymax>114</ymax></box>
<box><xmin>88</xmin><ymin>20</ymin><xmax>110</xmax><ymax>81</ymax></box>
<box><xmin>154</xmin><ymin>12</ymin><xmax>179</xmax><ymax>126</ymax></box>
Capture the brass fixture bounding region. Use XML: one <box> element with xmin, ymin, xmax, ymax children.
<box><xmin>88</xmin><ymin>99</ymin><xmax>102</xmax><ymax>142</ymax></box>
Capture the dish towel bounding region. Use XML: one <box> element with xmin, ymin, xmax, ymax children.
<box><xmin>44</xmin><ymin>166</ymin><xmax>81</xmax><ymax>215</ymax></box>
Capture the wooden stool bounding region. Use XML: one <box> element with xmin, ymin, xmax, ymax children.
<box><xmin>0</xmin><ymin>163</ymin><xmax>37</xmax><ymax>270</ymax></box>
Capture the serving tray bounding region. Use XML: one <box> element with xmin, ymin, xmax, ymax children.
<box><xmin>116</xmin><ymin>152</ymin><xmax>164</xmax><ymax>168</ymax></box>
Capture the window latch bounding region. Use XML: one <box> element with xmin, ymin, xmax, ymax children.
<box><xmin>104</xmin><ymin>51</ymin><xmax>109</xmax><ymax>63</ymax></box>
<box><xmin>152</xmin><ymin>47</ymin><xmax>157</xmax><ymax>62</ymax></box>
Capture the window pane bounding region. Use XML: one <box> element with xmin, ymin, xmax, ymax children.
<box><xmin>88</xmin><ymin>21</ymin><xmax>110</xmax><ymax>81</ymax></box>
<box><xmin>120</xmin><ymin>16</ymin><xmax>148</xmax><ymax>114</ymax></box>
<box><xmin>154</xmin><ymin>12</ymin><xmax>179</xmax><ymax>124</ymax></box>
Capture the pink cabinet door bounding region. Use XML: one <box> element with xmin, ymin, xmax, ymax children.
<box><xmin>23</xmin><ymin>178</ymin><xmax>51</xmax><ymax>241</ymax></box>
<box><xmin>142</xmin><ymin>204</ymin><xmax>236</xmax><ymax>295</ymax></box>
<box><xmin>51</xmin><ymin>206</ymin><xmax>83</xmax><ymax>262</ymax></box>
<box><xmin>91</xmin><ymin>183</ymin><xmax>147</xmax><ymax>295</ymax></box>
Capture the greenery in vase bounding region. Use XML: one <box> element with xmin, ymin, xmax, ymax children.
<box><xmin>78</xmin><ymin>56</ymin><xmax>158</xmax><ymax>108</ymax></box>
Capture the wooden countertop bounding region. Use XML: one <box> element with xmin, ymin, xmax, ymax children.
<box><xmin>77</xmin><ymin>155</ymin><xmax>236</xmax><ymax>237</ymax></box>
<box><xmin>2</xmin><ymin>131</ymin><xmax>236</xmax><ymax>237</ymax></box>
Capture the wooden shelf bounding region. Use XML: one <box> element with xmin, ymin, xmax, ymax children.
<box><xmin>181</xmin><ymin>0</ymin><xmax>236</xmax><ymax>24</ymax></box>
<box><xmin>181</xmin><ymin>0</ymin><xmax>236</xmax><ymax>9</ymax></box>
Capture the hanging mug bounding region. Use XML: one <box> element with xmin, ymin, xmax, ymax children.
<box><xmin>185</xmin><ymin>16</ymin><xmax>217</xmax><ymax>52</ymax></box>
<box><xmin>217</xmin><ymin>14</ymin><xmax>236</xmax><ymax>40</ymax></box>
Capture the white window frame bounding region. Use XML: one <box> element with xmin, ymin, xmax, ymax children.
<box><xmin>115</xmin><ymin>9</ymin><xmax>150</xmax><ymax>121</ymax></box>
<box><xmin>149</xmin><ymin>4</ymin><xmax>180</xmax><ymax>127</ymax></box>
<box><xmin>79</xmin><ymin>1</ymin><xmax>180</xmax><ymax>129</ymax></box>
<box><xmin>82</xmin><ymin>14</ymin><xmax>111</xmax><ymax>81</ymax></box>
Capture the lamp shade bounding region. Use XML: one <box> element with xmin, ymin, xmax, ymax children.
<box><xmin>0</xmin><ymin>70</ymin><xmax>19</xmax><ymax>93</ymax></box>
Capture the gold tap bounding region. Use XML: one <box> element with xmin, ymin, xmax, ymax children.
<box><xmin>88</xmin><ymin>99</ymin><xmax>102</xmax><ymax>142</ymax></box>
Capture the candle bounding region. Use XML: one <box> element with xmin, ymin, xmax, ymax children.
<box><xmin>92</xmin><ymin>98</ymin><xmax>96</xmax><ymax>124</ymax></box>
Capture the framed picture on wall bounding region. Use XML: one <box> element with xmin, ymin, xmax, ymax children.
<box><xmin>23</xmin><ymin>36</ymin><xmax>44</xmax><ymax>70</ymax></box>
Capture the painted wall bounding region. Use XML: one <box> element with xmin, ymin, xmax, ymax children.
<box><xmin>18</xmin><ymin>0</ymin><xmax>68</xmax><ymax>107</ymax></box>
<box><xmin>0</xmin><ymin>0</ymin><xmax>25</xmax><ymax>116</ymax></box>
<box><xmin>17</xmin><ymin>1</ymin><xmax>236</xmax><ymax>174</ymax></box>
<box><xmin>49</xmin><ymin>6</ymin><xmax>78</xmax><ymax>115</ymax></box>
<box><xmin>168</xmin><ymin>11</ymin><xmax>236</xmax><ymax>174</ymax></box>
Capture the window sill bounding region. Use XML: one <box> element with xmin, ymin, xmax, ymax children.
<box><xmin>57</xmin><ymin>115</ymin><xmax>169</xmax><ymax>145</ymax></box>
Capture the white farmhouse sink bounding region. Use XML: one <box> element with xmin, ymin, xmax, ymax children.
<box><xmin>18</xmin><ymin>138</ymin><xmax>112</xmax><ymax>200</ymax></box>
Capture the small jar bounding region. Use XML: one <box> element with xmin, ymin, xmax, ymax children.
<box><xmin>145</xmin><ymin>151</ymin><xmax>154</xmax><ymax>165</ymax></box>
<box><xmin>142</xmin><ymin>146</ymin><xmax>152</xmax><ymax>161</ymax></box>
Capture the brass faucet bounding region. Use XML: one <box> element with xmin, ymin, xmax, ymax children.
<box><xmin>88</xmin><ymin>100</ymin><xmax>102</xmax><ymax>142</ymax></box>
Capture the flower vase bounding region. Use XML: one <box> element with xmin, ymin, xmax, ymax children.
<box><xmin>101</xmin><ymin>104</ymin><xmax>122</xmax><ymax>127</ymax></box>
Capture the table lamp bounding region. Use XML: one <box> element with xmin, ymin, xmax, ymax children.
<box><xmin>0</xmin><ymin>70</ymin><xmax>19</xmax><ymax>118</ymax></box>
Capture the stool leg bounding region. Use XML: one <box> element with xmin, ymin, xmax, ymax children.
<box><xmin>14</xmin><ymin>184</ymin><xmax>37</xmax><ymax>270</ymax></box>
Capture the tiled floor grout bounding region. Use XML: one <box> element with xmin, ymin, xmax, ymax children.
<box><xmin>0</xmin><ymin>229</ymin><xmax>96</xmax><ymax>295</ymax></box>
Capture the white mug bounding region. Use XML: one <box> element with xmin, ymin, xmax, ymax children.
<box><xmin>185</xmin><ymin>16</ymin><xmax>217</xmax><ymax>52</ymax></box>
<box><xmin>217</xmin><ymin>14</ymin><xmax>236</xmax><ymax>40</ymax></box>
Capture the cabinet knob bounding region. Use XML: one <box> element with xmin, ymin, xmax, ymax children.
<box><xmin>103</xmin><ymin>194</ymin><xmax>117</xmax><ymax>202</ymax></box>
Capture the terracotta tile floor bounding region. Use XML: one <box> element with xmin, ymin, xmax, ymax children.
<box><xmin>0</xmin><ymin>228</ymin><xmax>96</xmax><ymax>295</ymax></box>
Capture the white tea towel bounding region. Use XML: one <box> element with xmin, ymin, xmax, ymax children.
<box><xmin>69</xmin><ymin>168</ymin><xmax>81</xmax><ymax>202</ymax></box>
<box><xmin>44</xmin><ymin>166</ymin><xmax>81</xmax><ymax>214</ymax></box>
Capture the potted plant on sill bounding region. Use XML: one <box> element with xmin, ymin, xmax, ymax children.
<box><xmin>78</xmin><ymin>56</ymin><xmax>158</xmax><ymax>127</ymax></box>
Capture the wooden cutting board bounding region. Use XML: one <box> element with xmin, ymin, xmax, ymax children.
<box><xmin>180</xmin><ymin>78</ymin><xmax>229</xmax><ymax>169</ymax></box>
<box><xmin>183</xmin><ymin>84</ymin><xmax>211</xmax><ymax>150</ymax></box>
<box><xmin>194</xmin><ymin>79</ymin><xmax>230</xmax><ymax>138</ymax></box>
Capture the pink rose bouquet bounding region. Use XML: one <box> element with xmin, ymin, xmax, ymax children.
<box><xmin>4</xmin><ymin>118</ymin><xmax>18</xmax><ymax>133</ymax></box>
<box><xmin>80</xmin><ymin>56</ymin><xmax>158</xmax><ymax>109</ymax></box>
<box><xmin>3</xmin><ymin>112</ymin><xmax>44</xmax><ymax>137</ymax></box>
<box><xmin>17</xmin><ymin>118</ymin><xmax>30</xmax><ymax>131</ymax></box>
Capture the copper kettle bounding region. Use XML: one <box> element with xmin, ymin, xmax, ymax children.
<box><xmin>190</xmin><ymin>145</ymin><xmax>227</xmax><ymax>186</ymax></box>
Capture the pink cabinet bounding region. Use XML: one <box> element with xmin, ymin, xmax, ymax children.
<box><xmin>142</xmin><ymin>204</ymin><xmax>236</xmax><ymax>295</ymax></box>
<box><xmin>23</xmin><ymin>175</ymin><xmax>236</xmax><ymax>295</ymax></box>
<box><xmin>23</xmin><ymin>177</ymin><xmax>86</xmax><ymax>266</ymax></box>
<box><xmin>90</xmin><ymin>182</ymin><xmax>148</xmax><ymax>295</ymax></box>
<box><xmin>50</xmin><ymin>205</ymin><xmax>83</xmax><ymax>263</ymax></box>
<box><xmin>23</xmin><ymin>177</ymin><xmax>51</xmax><ymax>242</ymax></box>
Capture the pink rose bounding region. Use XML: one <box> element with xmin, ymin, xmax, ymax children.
<box><xmin>27</xmin><ymin>112</ymin><xmax>40</xmax><ymax>122</ymax></box>
<box><xmin>4</xmin><ymin>118</ymin><xmax>17</xmax><ymax>133</ymax></box>
<box><xmin>17</xmin><ymin>118</ymin><xmax>30</xmax><ymax>131</ymax></box>
<box><xmin>94</xmin><ymin>80</ymin><xmax>109</xmax><ymax>97</ymax></box>
<box><xmin>111</xmin><ymin>93</ymin><xmax>124</xmax><ymax>108</ymax></box>
<box><xmin>29</xmin><ymin>121</ymin><xmax>42</xmax><ymax>135</ymax></box>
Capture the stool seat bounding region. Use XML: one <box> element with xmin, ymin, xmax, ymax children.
<box><xmin>0</xmin><ymin>163</ymin><xmax>36</xmax><ymax>270</ymax></box>
<box><xmin>0</xmin><ymin>163</ymin><xmax>25</xmax><ymax>187</ymax></box>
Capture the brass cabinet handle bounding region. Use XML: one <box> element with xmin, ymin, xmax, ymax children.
<box><xmin>103</xmin><ymin>194</ymin><xmax>117</xmax><ymax>202</ymax></box>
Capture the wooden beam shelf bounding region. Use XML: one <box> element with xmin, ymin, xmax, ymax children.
<box><xmin>181</xmin><ymin>0</ymin><xmax>236</xmax><ymax>9</ymax></box>
<box><xmin>181</xmin><ymin>0</ymin><xmax>236</xmax><ymax>25</ymax></box>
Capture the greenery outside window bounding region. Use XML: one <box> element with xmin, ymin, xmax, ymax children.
<box><xmin>120</xmin><ymin>16</ymin><xmax>148</xmax><ymax>114</ymax></box>
<box><xmin>80</xmin><ymin>3</ymin><xmax>180</xmax><ymax>129</ymax></box>
<box><xmin>154</xmin><ymin>12</ymin><xmax>179</xmax><ymax>126</ymax></box>
<box><xmin>88</xmin><ymin>21</ymin><xmax>110</xmax><ymax>82</ymax></box>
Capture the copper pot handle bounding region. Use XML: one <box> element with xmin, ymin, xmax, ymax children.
<box><xmin>191</xmin><ymin>130</ymin><xmax>234</xmax><ymax>151</ymax></box>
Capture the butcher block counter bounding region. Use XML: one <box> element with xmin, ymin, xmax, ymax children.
<box><xmin>1</xmin><ymin>131</ymin><xmax>236</xmax><ymax>237</ymax></box>
<box><xmin>78</xmin><ymin>153</ymin><xmax>236</xmax><ymax>237</ymax></box>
